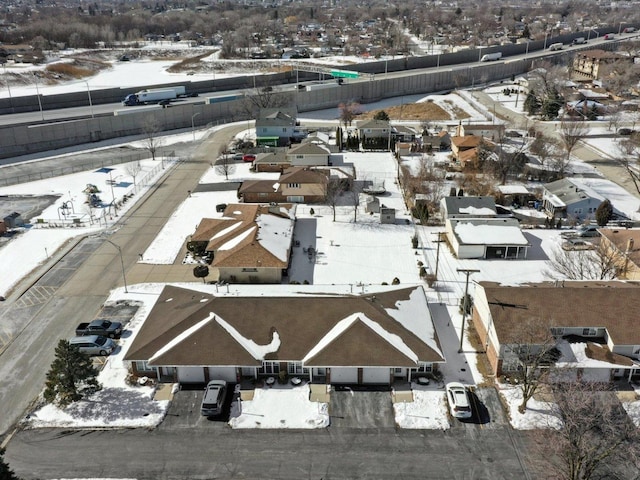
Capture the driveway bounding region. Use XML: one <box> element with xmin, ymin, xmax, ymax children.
<box><xmin>329</xmin><ymin>386</ymin><xmax>396</xmax><ymax>428</ymax></box>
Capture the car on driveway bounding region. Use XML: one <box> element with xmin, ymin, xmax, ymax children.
<box><xmin>201</xmin><ymin>380</ymin><xmax>227</xmax><ymax>417</ymax></box>
<box><xmin>446</xmin><ymin>382</ymin><xmax>472</xmax><ymax>419</ymax></box>
<box><xmin>561</xmin><ymin>225</ymin><xmax>600</xmax><ymax>239</ymax></box>
<box><xmin>70</xmin><ymin>335</ymin><xmax>116</xmax><ymax>356</ymax></box>
<box><xmin>562</xmin><ymin>238</ymin><xmax>595</xmax><ymax>251</ymax></box>
<box><xmin>242</xmin><ymin>154</ymin><xmax>256</xmax><ymax>162</ymax></box>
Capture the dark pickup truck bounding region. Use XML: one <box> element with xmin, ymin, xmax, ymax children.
<box><xmin>75</xmin><ymin>319</ymin><xmax>123</xmax><ymax>338</ymax></box>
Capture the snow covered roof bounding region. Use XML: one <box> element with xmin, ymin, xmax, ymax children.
<box><xmin>450</xmin><ymin>219</ymin><xmax>530</xmax><ymax>246</ymax></box>
<box><xmin>124</xmin><ymin>285</ymin><xmax>444</xmax><ymax>368</ymax></box>
<box><xmin>543</xmin><ymin>178</ymin><xmax>604</xmax><ymax>208</ymax></box>
<box><xmin>441</xmin><ymin>196</ymin><xmax>497</xmax><ymax>218</ymax></box>
<box><xmin>192</xmin><ymin>204</ymin><xmax>295</xmax><ymax>269</ymax></box>
<box><xmin>498</xmin><ymin>185</ymin><xmax>530</xmax><ymax>195</ymax></box>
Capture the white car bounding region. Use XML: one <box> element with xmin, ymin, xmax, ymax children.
<box><xmin>446</xmin><ymin>382</ymin><xmax>472</xmax><ymax>419</ymax></box>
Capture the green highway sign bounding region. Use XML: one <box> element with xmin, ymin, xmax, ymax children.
<box><xmin>330</xmin><ymin>69</ymin><xmax>359</xmax><ymax>79</ymax></box>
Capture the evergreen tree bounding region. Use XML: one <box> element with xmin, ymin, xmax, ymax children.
<box><xmin>523</xmin><ymin>90</ymin><xmax>541</xmax><ymax>115</ymax></box>
<box><xmin>0</xmin><ymin>448</ymin><xmax>20</xmax><ymax>480</ymax></box>
<box><xmin>44</xmin><ymin>340</ymin><xmax>101</xmax><ymax>407</ymax></box>
<box><xmin>542</xmin><ymin>88</ymin><xmax>563</xmax><ymax>120</ymax></box>
<box><xmin>373</xmin><ymin>110</ymin><xmax>390</xmax><ymax>121</ymax></box>
<box><xmin>595</xmin><ymin>199</ymin><xmax>613</xmax><ymax>226</ymax></box>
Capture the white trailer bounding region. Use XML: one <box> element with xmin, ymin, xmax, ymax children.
<box><xmin>480</xmin><ymin>52</ymin><xmax>502</xmax><ymax>62</ymax></box>
<box><xmin>305</xmin><ymin>82</ymin><xmax>338</xmax><ymax>92</ymax></box>
<box><xmin>548</xmin><ymin>42</ymin><xmax>563</xmax><ymax>51</ymax></box>
<box><xmin>122</xmin><ymin>86</ymin><xmax>186</xmax><ymax>106</ymax></box>
<box><xmin>114</xmin><ymin>104</ymin><xmax>163</xmax><ymax>115</ymax></box>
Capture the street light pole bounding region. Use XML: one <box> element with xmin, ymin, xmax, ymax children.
<box><xmin>457</xmin><ymin>268</ymin><xmax>480</xmax><ymax>353</ymax></box>
<box><xmin>33</xmin><ymin>72</ymin><xmax>44</xmax><ymax>121</ymax></box>
<box><xmin>104</xmin><ymin>239</ymin><xmax>128</xmax><ymax>293</ymax></box>
<box><xmin>83</xmin><ymin>80</ymin><xmax>94</xmax><ymax>119</ymax></box>
<box><xmin>191</xmin><ymin>112</ymin><xmax>201</xmax><ymax>141</ymax></box>
<box><xmin>109</xmin><ymin>170</ymin><xmax>117</xmax><ymax>217</ymax></box>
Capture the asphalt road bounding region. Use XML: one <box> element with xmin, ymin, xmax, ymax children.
<box><xmin>6</xmin><ymin>426</ymin><xmax>534</xmax><ymax>480</ymax></box>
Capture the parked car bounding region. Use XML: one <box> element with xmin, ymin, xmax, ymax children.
<box><xmin>232</xmin><ymin>153</ymin><xmax>244</xmax><ymax>161</ymax></box>
<box><xmin>562</xmin><ymin>238</ymin><xmax>595</xmax><ymax>251</ymax></box>
<box><xmin>446</xmin><ymin>382</ymin><xmax>472</xmax><ymax>419</ymax></box>
<box><xmin>201</xmin><ymin>380</ymin><xmax>227</xmax><ymax>416</ymax></box>
<box><xmin>242</xmin><ymin>154</ymin><xmax>256</xmax><ymax>162</ymax></box>
<box><xmin>618</xmin><ymin>128</ymin><xmax>634</xmax><ymax>136</ymax></box>
<box><xmin>75</xmin><ymin>319</ymin><xmax>123</xmax><ymax>338</ymax></box>
<box><xmin>561</xmin><ymin>225</ymin><xmax>600</xmax><ymax>238</ymax></box>
<box><xmin>70</xmin><ymin>335</ymin><xmax>116</xmax><ymax>356</ymax></box>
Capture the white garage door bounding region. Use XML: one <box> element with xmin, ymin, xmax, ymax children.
<box><xmin>362</xmin><ymin>368</ymin><xmax>391</xmax><ymax>384</ymax></box>
<box><xmin>177</xmin><ymin>367</ymin><xmax>205</xmax><ymax>383</ymax></box>
<box><xmin>331</xmin><ymin>368</ymin><xmax>358</xmax><ymax>384</ymax></box>
<box><xmin>208</xmin><ymin>367</ymin><xmax>237</xmax><ymax>383</ymax></box>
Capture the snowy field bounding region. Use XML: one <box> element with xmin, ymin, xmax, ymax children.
<box><xmin>3</xmin><ymin>57</ymin><xmax>640</xmax><ymax>431</ymax></box>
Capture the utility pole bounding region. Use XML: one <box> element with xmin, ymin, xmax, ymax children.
<box><xmin>457</xmin><ymin>268</ymin><xmax>479</xmax><ymax>353</ymax></box>
<box><xmin>431</xmin><ymin>231</ymin><xmax>446</xmax><ymax>278</ymax></box>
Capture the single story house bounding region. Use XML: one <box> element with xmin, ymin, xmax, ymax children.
<box><xmin>598</xmin><ymin>228</ymin><xmax>640</xmax><ymax>280</ymax></box>
<box><xmin>253</xmin><ymin>151</ymin><xmax>290</xmax><ymax>172</ymax></box>
<box><xmin>124</xmin><ymin>284</ymin><xmax>445</xmax><ymax>386</ymax></box>
<box><xmin>542</xmin><ymin>178</ymin><xmax>604</xmax><ymax>221</ymax></box>
<box><xmin>238</xmin><ymin>167</ymin><xmax>329</xmax><ymax>204</ymax></box>
<box><xmin>392</xmin><ymin>125</ymin><xmax>418</xmax><ymax>142</ymax></box>
<box><xmin>286</xmin><ymin>143</ymin><xmax>331</xmax><ymax>167</ymax></box>
<box><xmin>440</xmin><ymin>196</ymin><xmax>497</xmax><ymax>220</ymax></box>
<box><xmin>445</xmin><ymin>218</ymin><xmax>530</xmax><ymax>259</ymax></box>
<box><xmin>472</xmin><ymin>281</ymin><xmax>640</xmax><ymax>380</ymax></box>
<box><xmin>457</xmin><ymin>123</ymin><xmax>505</xmax><ymax>142</ymax></box>
<box><xmin>190</xmin><ymin>203</ymin><xmax>295</xmax><ymax>283</ymax></box>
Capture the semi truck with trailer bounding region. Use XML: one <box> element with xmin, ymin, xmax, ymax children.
<box><xmin>122</xmin><ymin>86</ymin><xmax>186</xmax><ymax>106</ymax></box>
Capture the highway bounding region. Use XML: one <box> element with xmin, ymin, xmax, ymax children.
<box><xmin>1</xmin><ymin>31</ymin><xmax>637</xmax><ymax>128</ymax></box>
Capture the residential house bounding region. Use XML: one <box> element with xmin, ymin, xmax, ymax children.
<box><xmin>598</xmin><ymin>228</ymin><xmax>640</xmax><ymax>280</ymax></box>
<box><xmin>239</xmin><ymin>167</ymin><xmax>329</xmax><ymax>203</ymax></box>
<box><xmin>253</xmin><ymin>151</ymin><xmax>289</xmax><ymax>172</ymax></box>
<box><xmin>286</xmin><ymin>143</ymin><xmax>331</xmax><ymax>167</ymax></box>
<box><xmin>472</xmin><ymin>281</ymin><xmax>640</xmax><ymax>380</ymax></box>
<box><xmin>190</xmin><ymin>203</ymin><xmax>295</xmax><ymax>283</ymax></box>
<box><xmin>392</xmin><ymin>125</ymin><xmax>418</xmax><ymax>142</ymax></box>
<box><xmin>571</xmin><ymin>49</ymin><xmax>628</xmax><ymax>80</ymax></box>
<box><xmin>255</xmin><ymin>108</ymin><xmax>298</xmax><ymax>145</ymax></box>
<box><xmin>124</xmin><ymin>284</ymin><xmax>445</xmax><ymax>386</ymax></box>
<box><xmin>450</xmin><ymin>135</ymin><xmax>485</xmax><ymax>167</ymax></box>
<box><xmin>542</xmin><ymin>178</ymin><xmax>603</xmax><ymax>221</ymax></box>
<box><xmin>422</xmin><ymin>130</ymin><xmax>451</xmax><ymax>151</ymax></box>
<box><xmin>357</xmin><ymin>118</ymin><xmax>391</xmax><ymax>139</ymax></box>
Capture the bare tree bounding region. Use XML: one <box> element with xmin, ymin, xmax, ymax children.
<box><xmin>615</xmin><ymin>136</ymin><xmax>640</xmax><ymax>195</ymax></box>
<box><xmin>325</xmin><ymin>177</ymin><xmax>346</xmax><ymax>222</ymax></box>
<box><xmin>338</xmin><ymin>101</ymin><xmax>362</xmax><ymax>128</ymax></box>
<box><xmin>142</xmin><ymin>116</ymin><xmax>163</xmax><ymax>162</ymax></box>
<box><xmin>544</xmin><ymin>242</ymin><xmax>620</xmax><ymax>280</ymax></box>
<box><xmin>125</xmin><ymin>161</ymin><xmax>142</xmax><ymax>186</ymax></box>
<box><xmin>554</xmin><ymin>120</ymin><xmax>588</xmax><ymax>178</ymax></box>
<box><xmin>215</xmin><ymin>153</ymin><xmax>236</xmax><ymax>181</ymax></box>
<box><xmin>533</xmin><ymin>381</ymin><xmax>640</xmax><ymax>480</ymax></box>
<box><xmin>502</xmin><ymin>317</ymin><xmax>559</xmax><ymax>414</ymax></box>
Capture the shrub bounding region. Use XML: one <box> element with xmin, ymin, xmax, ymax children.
<box><xmin>392</xmin><ymin>277</ymin><xmax>400</xmax><ymax>285</ymax></box>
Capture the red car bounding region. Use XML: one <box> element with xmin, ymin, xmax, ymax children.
<box><xmin>242</xmin><ymin>154</ymin><xmax>256</xmax><ymax>162</ymax></box>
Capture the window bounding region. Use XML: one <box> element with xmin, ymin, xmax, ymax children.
<box><xmin>412</xmin><ymin>362</ymin><xmax>432</xmax><ymax>373</ymax></box>
<box><xmin>551</xmin><ymin>327</ymin><xmax>564</xmax><ymax>336</ymax></box>
<box><xmin>282</xmin><ymin>128</ymin><xmax>287</xmax><ymax>133</ymax></box>
<box><xmin>259</xmin><ymin>361</ymin><xmax>280</xmax><ymax>375</ymax></box>
<box><xmin>135</xmin><ymin>361</ymin><xmax>154</xmax><ymax>372</ymax></box>
<box><xmin>258</xmin><ymin>192</ymin><xmax>268</xmax><ymax>197</ymax></box>
<box><xmin>295</xmin><ymin>155</ymin><xmax>304</xmax><ymax>159</ymax></box>
<box><xmin>242</xmin><ymin>268</ymin><xmax>258</xmax><ymax>272</ymax></box>
<box><xmin>288</xmin><ymin>362</ymin><xmax>309</xmax><ymax>375</ymax></box>
<box><xmin>582</xmin><ymin>328</ymin><xmax>597</xmax><ymax>336</ymax></box>
<box><xmin>288</xmin><ymin>183</ymin><xmax>300</xmax><ymax>188</ymax></box>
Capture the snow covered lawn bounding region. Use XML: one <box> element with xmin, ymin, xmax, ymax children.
<box><xmin>498</xmin><ymin>384</ymin><xmax>562</xmax><ymax>430</ymax></box>
<box><xmin>229</xmin><ymin>384</ymin><xmax>329</xmax><ymax>429</ymax></box>
<box><xmin>393</xmin><ymin>384</ymin><xmax>450</xmax><ymax>430</ymax></box>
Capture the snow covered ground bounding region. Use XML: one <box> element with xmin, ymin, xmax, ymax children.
<box><xmin>3</xmin><ymin>59</ymin><xmax>640</xmax><ymax>432</ymax></box>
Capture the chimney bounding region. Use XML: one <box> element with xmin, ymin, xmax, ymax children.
<box><xmin>626</xmin><ymin>238</ymin><xmax>635</xmax><ymax>253</ymax></box>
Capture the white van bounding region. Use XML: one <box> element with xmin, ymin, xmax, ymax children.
<box><xmin>548</xmin><ymin>43</ymin><xmax>563</xmax><ymax>51</ymax></box>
